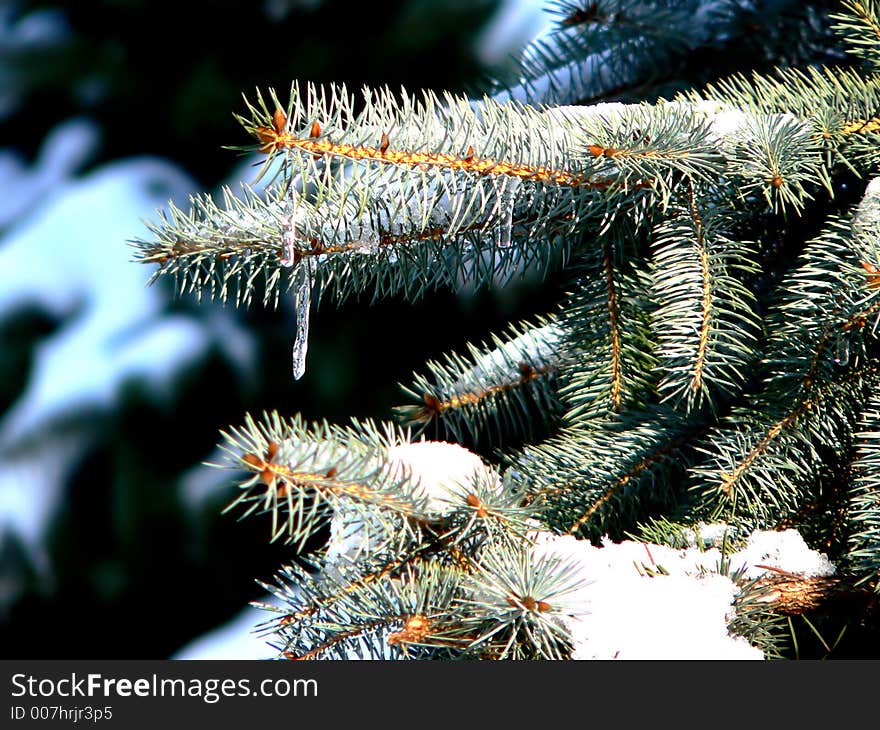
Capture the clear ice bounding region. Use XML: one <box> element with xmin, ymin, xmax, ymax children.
<box><xmin>496</xmin><ymin>177</ymin><xmax>521</xmax><ymax>248</ymax></box>
<box><xmin>833</xmin><ymin>332</ymin><xmax>850</xmax><ymax>367</ymax></box>
<box><xmin>280</xmin><ymin>178</ymin><xmax>299</xmax><ymax>268</ymax></box>
<box><xmin>292</xmin><ymin>262</ymin><xmax>312</xmax><ymax>380</ymax></box>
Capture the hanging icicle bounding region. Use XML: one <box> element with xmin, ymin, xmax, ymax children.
<box><xmin>291</xmin><ymin>261</ymin><xmax>312</xmax><ymax>380</ymax></box>
<box><xmin>834</xmin><ymin>331</ymin><xmax>850</xmax><ymax>367</ymax></box>
<box><xmin>495</xmin><ymin>177</ymin><xmax>521</xmax><ymax>248</ymax></box>
<box><xmin>278</xmin><ymin>173</ymin><xmax>312</xmax><ymax>379</ymax></box>
<box><xmin>280</xmin><ymin>175</ymin><xmax>300</xmax><ymax>268</ymax></box>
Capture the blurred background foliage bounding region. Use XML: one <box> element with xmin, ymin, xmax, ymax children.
<box><xmin>0</xmin><ymin>0</ymin><xmax>564</xmax><ymax>658</ymax></box>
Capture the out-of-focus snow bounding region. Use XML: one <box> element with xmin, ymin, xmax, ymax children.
<box><xmin>174</xmin><ymin>600</ymin><xmax>277</xmax><ymax>660</ymax></box>
<box><xmin>0</xmin><ymin>118</ymin><xmax>99</xmax><ymax>230</ymax></box>
<box><xmin>475</xmin><ymin>0</ymin><xmax>554</xmax><ymax>66</ymax></box>
<box><xmin>0</xmin><ymin>4</ymin><xmax>67</xmax><ymax>53</ymax></box>
<box><xmin>263</xmin><ymin>0</ymin><xmax>323</xmax><ymax>23</ymax></box>
<box><xmin>0</xmin><ymin>141</ymin><xmax>256</xmax><ymax>564</ymax></box>
<box><xmin>178</xmin><ymin>449</ymin><xmax>235</xmax><ymax>511</ymax></box>
<box><xmin>223</xmin><ymin>154</ymin><xmax>286</xmax><ymax>201</ymax></box>
<box><xmin>1</xmin><ymin>157</ymin><xmax>216</xmax><ymax>442</ymax></box>
<box><xmin>0</xmin><ymin>431</ymin><xmax>93</xmax><ymax>576</ymax></box>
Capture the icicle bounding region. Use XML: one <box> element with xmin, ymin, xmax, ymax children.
<box><xmin>833</xmin><ymin>332</ymin><xmax>850</xmax><ymax>367</ymax></box>
<box><xmin>277</xmin><ymin>172</ymin><xmax>313</xmax><ymax>379</ymax></box>
<box><xmin>291</xmin><ymin>262</ymin><xmax>312</xmax><ymax>380</ymax></box>
<box><xmin>495</xmin><ymin>177</ymin><xmax>521</xmax><ymax>248</ymax></box>
<box><xmin>280</xmin><ymin>174</ymin><xmax>300</xmax><ymax>268</ymax></box>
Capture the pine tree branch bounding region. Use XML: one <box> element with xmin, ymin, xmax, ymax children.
<box><xmin>514</xmin><ymin>406</ymin><xmax>697</xmax><ymax>538</ymax></box>
<box><xmin>150</xmin><ymin>0</ymin><xmax>880</xmax><ymax>660</ymax></box>
<box><xmin>649</xmin><ymin>184</ymin><xmax>760</xmax><ymax>412</ymax></box>
<box><xmin>832</xmin><ymin>0</ymin><xmax>880</xmax><ymax>70</ymax></box>
<box><xmin>603</xmin><ymin>245</ymin><xmax>623</xmax><ymax>412</ymax></box>
<box><xmin>557</xmin><ymin>224</ymin><xmax>658</xmax><ymax>423</ymax></box>
<box><xmin>692</xmin><ymin>65</ymin><xmax>880</xmax><ymax>174</ymax></box>
<box><xmin>136</xmin><ymin>93</ymin><xmax>835</xmax><ymax>316</ymax></box>
<box><xmin>846</xmin><ymin>388</ymin><xmax>880</xmax><ymax>586</ymax></box>
<box><xmin>489</xmin><ymin>1</ymin><xmax>805</xmax><ymax>107</ymax></box>
<box><xmin>765</xmin><ymin>178</ymin><xmax>880</xmax><ymax>400</ymax></box>
<box><xmin>691</xmin><ymin>362</ymin><xmax>880</xmax><ymax>529</ymax></box>
<box><xmin>219</xmin><ymin>413</ymin><xmax>432</xmax><ymax>550</ymax></box>
<box><xmin>395</xmin><ymin>319</ymin><xmax>563</xmax><ymax>448</ymax></box>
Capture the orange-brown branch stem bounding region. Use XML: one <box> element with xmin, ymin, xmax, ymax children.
<box><xmin>604</xmin><ymin>248</ymin><xmax>623</xmax><ymax>413</ymax></box>
<box><xmin>413</xmin><ymin>363</ymin><xmax>556</xmax><ymax>425</ymax></box>
<box><xmin>255</xmin><ymin>131</ymin><xmax>602</xmax><ymax>188</ymax></box>
<box><xmin>689</xmin><ymin>188</ymin><xmax>712</xmax><ymax>394</ymax></box>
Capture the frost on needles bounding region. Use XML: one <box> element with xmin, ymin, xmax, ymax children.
<box><xmin>133</xmin><ymin>1</ymin><xmax>880</xmax><ymax>659</ymax></box>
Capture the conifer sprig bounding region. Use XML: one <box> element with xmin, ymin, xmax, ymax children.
<box><xmin>555</xmin><ymin>234</ymin><xmax>657</xmax><ymax>422</ymax></box>
<box><xmin>454</xmin><ymin>543</ymin><xmax>587</xmax><ymax>660</ymax></box>
<box><xmin>264</xmin><ymin>560</ymin><xmax>468</xmax><ymax>660</ymax></box>
<box><xmin>394</xmin><ymin>318</ymin><xmax>564</xmax><ymax>448</ymax></box>
<box><xmin>489</xmin><ymin>0</ymin><xmax>794</xmax><ymax>107</ymax></box>
<box><xmin>219</xmin><ymin>413</ymin><xmax>428</xmax><ymax>551</ymax></box>
<box><xmin>135</xmin><ymin>91</ymin><xmax>846</xmax><ymax>312</ymax></box>
<box><xmin>692</xmin><ymin>65</ymin><xmax>880</xmax><ymax>173</ymax></box>
<box><xmin>136</xmin><ymin>0</ymin><xmax>880</xmax><ymax>659</ymax></box>
<box><xmin>832</xmin><ymin>0</ymin><xmax>880</xmax><ymax>70</ymax></box>
<box><xmin>848</xmin><ymin>395</ymin><xmax>880</xmax><ymax>588</ymax></box>
<box><xmin>689</xmin><ymin>362</ymin><xmax>879</xmax><ymax>531</ymax></box>
<box><xmin>513</xmin><ymin>406</ymin><xmax>696</xmax><ymax>539</ymax></box>
<box><xmin>649</xmin><ymin>187</ymin><xmax>760</xmax><ymax>412</ymax></box>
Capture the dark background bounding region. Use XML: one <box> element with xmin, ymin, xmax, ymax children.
<box><xmin>0</xmin><ymin>0</ymin><xmax>563</xmax><ymax>658</ymax></box>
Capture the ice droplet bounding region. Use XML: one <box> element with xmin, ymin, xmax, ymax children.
<box><xmin>833</xmin><ymin>333</ymin><xmax>850</xmax><ymax>367</ymax></box>
<box><xmin>292</xmin><ymin>263</ymin><xmax>312</xmax><ymax>379</ymax></box>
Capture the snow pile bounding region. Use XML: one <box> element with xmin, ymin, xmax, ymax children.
<box><xmin>386</xmin><ymin>441</ymin><xmax>502</xmax><ymax>515</ymax></box>
<box><xmin>185</xmin><ymin>526</ymin><xmax>835</xmax><ymax>661</ymax></box>
<box><xmin>176</xmin><ymin>437</ymin><xmax>837</xmax><ymax>660</ymax></box>
<box><xmin>534</xmin><ymin>528</ymin><xmax>836</xmax><ymax>660</ymax></box>
<box><xmin>325</xmin><ymin>440</ymin><xmax>503</xmax><ymax>563</ymax></box>
<box><xmin>727</xmin><ymin>529</ymin><xmax>836</xmax><ymax>580</ymax></box>
<box><xmin>533</xmin><ymin>534</ymin><xmax>759</xmax><ymax>660</ymax></box>
<box><xmin>680</xmin><ymin>521</ymin><xmax>738</xmax><ymax>548</ymax></box>
<box><xmin>306</xmin><ymin>441</ymin><xmax>839</xmax><ymax>660</ymax></box>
